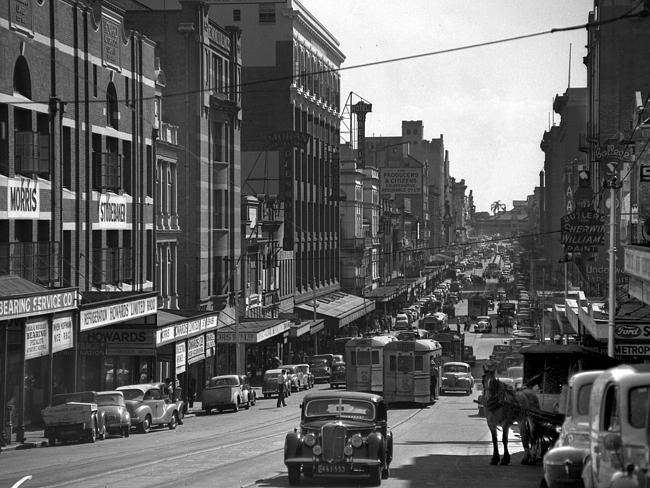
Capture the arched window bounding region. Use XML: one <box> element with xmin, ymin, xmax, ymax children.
<box><xmin>13</xmin><ymin>56</ymin><xmax>32</xmax><ymax>99</ymax></box>
<box><xmin>106</xmin><ymin>82</ymin><xmax>119</xmax><ymax>129</ymax></box>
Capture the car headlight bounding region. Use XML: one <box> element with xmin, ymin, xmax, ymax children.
<box><xmin>313</xmin><ymin>444</ymin><xmax>322</xmax><ymax>455</ymax></box>
<box><xmin>304</xmin><ymin>433</ymin><xmax>317</xmax><ymax>447</ymax></box>
<box><xmin>350</xmin><ymin>433</ymin><xmax>364</xmax><ymax>448</ymax></box>
<box><xmin>343</xmin><ymin>445</ymin><xmax>354</xmax><ymax>456</ymax></box>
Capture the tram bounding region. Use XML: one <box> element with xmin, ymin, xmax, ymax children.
<box><xmin>345</xmin><ymin>335</ymin><xmax>397</xmax><ymax>394</ymax></box>
<box><xmin>382</xmin><ymin>337</ymin><xmax>443</xmax><ymax>405</ymax></box>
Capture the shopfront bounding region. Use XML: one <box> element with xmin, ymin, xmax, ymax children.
<box><xmin>0</xmin><ymin>277</ymin><xmax>77</xmax><ymax>441</ymax></box>
<box><xmin>78</xmin><ymin>292</ymin><xmax>158</xmax><ymax>392</ymax></box>
<box><xmin>216</xmin><ymin>319</ymin><xmax>291</xmax><ymax>379</ymax></box>
<box><xmin>155</xmin><ymin>312</ymin><xmax>221</xmax><ymax>405</ymax></box>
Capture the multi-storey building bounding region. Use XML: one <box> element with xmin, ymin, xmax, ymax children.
<box><xmin>1</xmin><ymin>0</ymin><xmax>158</xmax><ymax>439</ymax></box>
<box><xmin>211</xmin><ymin>0</ymin><xmax>374</xmax><ymax>349</ymax></box>
<box><xmin>450</xmin><ymin>177</ymin><xmax>468</xmax><ymax>244</ymax></box>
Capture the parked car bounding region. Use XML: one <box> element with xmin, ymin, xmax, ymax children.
<box><xmin>284</xmin><ymin>391</ymin><xmax>393</xmax><ymax>486</ymax></box>
<box><xmin>329</xmin><ymin>361</ymin><xmax>346</xmax><ymax>388</ymax></box>
<box><xmin>581</xmin><ymin>365</ymin><xmax>650</xmax><ymax>488</ymax></box>
<box><xmin>475</xmin><ymin>316</ymin><xmax>492</xmax><ymax>334</ymax></box>
<box><xmin>116</xmin><ymin>384</ymin><xmax>184</xmax><ymax>433</ymax></box>
<box><xmin>295</xmin><ymin>363</ymin><xmax>314</xmax><ymax>389</ymax></box>
<box><xmin>280</xmin><ymin>365</ymin><xmax>306</xmax><ymax>392</ymax></box>
<box><xmin>512</xmin><ymin>326</ymin><xmax>537</xmax><ymax>340</ymax></box>
<box><xmin>202</xmin><ymin>374</ymin><xmax>257</xmax><ymax>414</ymax></box>
<box><xmin>262</xmin><ymin>368</ymin><xmax>292</xmax><ymax>398</ymax></box>
<box><xmin>541</xmin><ymin>370</ymin><xmax>603</xmax><ymax>488</ymax></box>
<box><xmin>42</xmin><ymin>391</ymin><xmax>107</xmax><ymax>445</ymax></box>
<box><xmin>310</xmin><ymin>358</ymin><xmax>332</xmax><ymax>383</ymax></box>
<box><xmin>96</xmin><ymin>390</ymin><xmax>131</xmax><ymax>437</ymax></box>
<box><xmin>440</xmin><ymin>362</ymin><xmax>474</xmax><ymax>395</ymax></box>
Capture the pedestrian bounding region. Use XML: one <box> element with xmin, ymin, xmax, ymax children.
<box><xmin>164</xmin><ymin>377</ymin><xmax>174</xmax><ymax>402</ymax></box>
<box><xmin>276</xmin><ymin>371</ymin><xmax>288</xmax><ymax>408</ymax></box>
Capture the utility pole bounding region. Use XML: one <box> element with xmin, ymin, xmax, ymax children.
<box><xmin>605</xmin><ymin>177</ymin><xmax>622</xmax><ymax>358</ymax></box>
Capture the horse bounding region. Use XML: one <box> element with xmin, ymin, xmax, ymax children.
<box><xmin>481</xmin><ymin>365</ymin><xmax>540</xmax><ymax>466</ymax></box>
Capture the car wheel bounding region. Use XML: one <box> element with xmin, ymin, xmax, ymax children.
<box><xmin>204</xmin><ymin>406</ymin><xmax>212</xmax><ymax>415</ymax></box>
<box><xmin>382</xmin><ymin>467</ymin><xmax>390</xmax><ymax>480</ymax></box>
<box><xmin>218</xmin><ymin>408</ymin><xmax>223</xmax><ymax>414</ymax></box>
<box><xmin>168</xmin><ymin>412</ymin><xmax>178</xmax><ymax>430</ymax></box>
<box><xmin>251</xmin><ymin>393</ymin><xmax>256</xmax><ymax>406</ymax></box>
<box><xmin>539</xmin><ymin>479</ymin><xmax>548</xmax><ymax>488</ymax></box>
<box><xmin>48</xmin><ymin>435</ymin><xmax>56</xmax><ymax>446</ymax></box>
<box><xmin>287</xmin><ymin>465</ymin><xmax>301</xmax><ymax>486</ymax></box>
<box><xmin>369</xmin><ymin>465</ymin><xmax>382</xmax><ymax>486</ymax></box>
<box><xmin>139</xmin><ymin>415</ymin><xmax>152</xmax><ymax>433</ymax></box>
<box><xmin>245</xmin><ymin>397</ymin><xmax>250</xmax><ymax>410</ymax></box>
<box><xmin>86</xmin><ymin>427</ymin><xmax>96</xmax><ymax>443</ymax></box>
<box><xmin>123</xmin><ymin>426</ymin><xmax>130</xmax><ymax>438</ymax></box>
<box><xmin>264</xmin><ymin>393</ymin><xmax>269</xmax><ymax>399</ymax></box>
<box><xmin>233</xmin><ymin>398</ymin><xmax>239</xmax><ymax>412</ymax></box>
<box><xmin>99</xmin><ymin>425</ymin><xmax>107</xmax><ymax>441</ymax></box>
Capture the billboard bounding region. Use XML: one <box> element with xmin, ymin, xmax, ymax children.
<box><xmin>380</xmin><ymin>167</ymin><xmax>422</xmax><ymax>195</ymax></box>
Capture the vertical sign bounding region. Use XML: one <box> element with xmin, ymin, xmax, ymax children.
<box><xmin>351</xmin><ymin>101</ymin><xmax>372</xmax><ymax>168</ymax></box>
<box><xmin>25</xmin><ymin>319</ymin><xmax>49</xmax><ymax>359</ymax></box>
<box><xmin>9</xmin><ymin>0</ymin><xmax>33</xmax><ymax>34</ymax></box>
<box><xmin>102</xmin><ymin>17</ymin><xmax>121</xmax><ymax>68</ymax></box>
<box><xmin>175</xmin><ymin>342</ymin><xmax>186</xmax><ymax>375</ymax></box>
<box><xmin>52</xmin><ymin>315</ymin><xmax>74</xmax><ymax>353</ymax></box>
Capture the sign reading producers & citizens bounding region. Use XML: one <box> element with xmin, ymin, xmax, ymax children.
<box><xmin>560</xmin><ymin>208</ymin><xmax>606</xmax><ymax>253</ymax></box>
<box><xmin>380</xmin><ymin>167</ymin><xmax>422</xmax><ymax>195</ymax></box>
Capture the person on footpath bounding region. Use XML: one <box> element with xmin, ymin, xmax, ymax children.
<box><xmin>277</xmin><ymin>370</ymin><xmax>288</xmax><ymax>408</ymax></box>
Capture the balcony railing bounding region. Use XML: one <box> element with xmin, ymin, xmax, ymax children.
<box><xmin>92</xmin><ymin>247</ymin><xmax>133</xmax><ymax>286</ymax></box>
<box><xmin>15</xmin><ymin>131</ymin><xmax>50</xmax><ymax>175</ymax></box>
<box><xmin>159</xmin><ymin>122</ymin><xmax>179</xmax><ymax>145</ymax></box>
<box><xmin>93</xmin><ymin>152</ymin><xmax>122</xmax><ymax>192</ymax></box>
<box><xmin>0</xmin><ymin>241</ymin><xmax>60</xmax><ymax>285</ymax></box>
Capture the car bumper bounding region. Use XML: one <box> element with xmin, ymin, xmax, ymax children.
<box><xmin>285</xmin><ymin>458</ymin><xmax>382</xmax><ymax>467</ymax></box>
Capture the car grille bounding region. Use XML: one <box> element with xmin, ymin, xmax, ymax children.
<box><xmin>321</xmin><ymin>423</ymin><xmax>346</xmax><ymax>462</ymax></box>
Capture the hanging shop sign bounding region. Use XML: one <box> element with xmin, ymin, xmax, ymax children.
<box><xmin>0</xmin><ymin>289</ymin><xmax>77</xmax><ymax>321</ymax></box>
<box><xmin>80</xmin><ymin>295</ymin><xmax>157</xmax><ymax>331</ymax></box>
<box><xmin>52</xmin><ymin>315</ymin><xmax>74</xmax><ymax>353</ymax></box>
<box><xmin>97</xmin><ymin>193</ymin><xmax>128</xmax><ymax>230</ymax></box>
<box><xmin>560</xmin><ymin>208</ymin><xmax>606</xmax><ymax>253</ymax></box>
<box><xmin>7</xmin><ymin>177</ymin><xmax>40</xmax><ymax>218</ymax></box>
<box><xmin>25</xmin><ymin>318</ymin><xmax>49</xmax><ymax>360</ymax></box>
<box><xmin>187</xmin><ymin>335</ymin><xmax>205</xmax><ymax>364</ymax></box>
<box><xmin>595</xmin><ymin>142</ymin><xmax>633</xmax><ymax>182</ymax></box>
<box><xmin>156</xmin><ymin>314</ymin><xmax>218</xmax><ymax>346</ymax></box>
<box><xmin>205</xmin><ymin>331</ymin><xmax>216</xmax><ymax>357</ymax></box>
<box><xmin>614</xmin><ymin>343</ymin><xmax>650</xmax><ymax>357</ymax></box>
<box><xmin>175</xmin><ymin>342</ymin><xmax>186</xmax><ymax>375</ymax></box>
<box><xmin>216</xmin><ymin>321</ymin><xmax>291</xmax><ymax>344</ymax></box>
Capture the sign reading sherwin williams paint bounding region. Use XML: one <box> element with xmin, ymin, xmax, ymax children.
<box><xmin>175</xmin><ymin>342</ymin><xmax>186</xmax><ymax>374</ymax></box>
<box><xmin>52</xmin><ymin>315</ymin><xmax>74</xmax><ymax>353</ymax></box>
<box><xmin>25</xmin><ymin>319</ymin><xmax>49</xmax><ymax>359</ymax></box>
<box><xmin>380</xmin><ymin>167</ymin><xmax>422</xmax><ymax>195</ymax></box>
<box><xmin>80</xmin><ymin>296</ymin><xmax>157</xmax><ymax>331</ymax></box>
<box><xmin>560</xmin><ymin>208</ymin><xmax>606</xmax><ymax>253</ymax></box>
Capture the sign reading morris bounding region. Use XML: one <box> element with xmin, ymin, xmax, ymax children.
<box><xmin>7</xmin><ymin>177</ymin><xmax>39</xmax><ymax>218</ymax></box>
<box><xmin>380</xmin><ymin>167</ymin><xmax>421</xmax><ymax>195</ymax></box>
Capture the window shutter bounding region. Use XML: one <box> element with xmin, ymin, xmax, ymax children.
<box><xmin>38</xmin><ymin>133</ymin><xmax>50</xmax><ymax>172</ymax></box>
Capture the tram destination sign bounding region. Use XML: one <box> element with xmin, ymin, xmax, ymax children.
<box><xmin>561</xmin><ymin>208</ymin><xmax>606</xmax><ymax>253</ymax></box>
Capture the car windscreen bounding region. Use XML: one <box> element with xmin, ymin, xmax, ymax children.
<box><xmin>208</xmin><ymin>377</ymin><xmax>238</xmax><ymax>387</ymax></box>
<box><xmin>296</xmin><ymin>366</ymin><xmax>309</xmax><ymax>374</ymax></box>
<box><xmin>311</xmin><ymin>359</ymin><xmax>328</xmax><ymax>367</ymax></box>
<box><xmin>442</xmin><ymin>364</ymin><xmax>468</xmax><ymax>374</ymax></box>
<box><xmin>119</xmin><ymin>389</ymin><xmax>144</xmax><ymax>401</ymax></box>
<box><xmin>305</xmin><ymin>398</ymin><xmax>375</xmax><ymax>420</ymax></box>
<box><xmin>96</xmin><ymin>394</ymin><xmax>125</xmax><ymax>406</ymax></box>
<box><xmin>52</xmin><ymin>392</ymin><xmax>95</xmax><ymax>405</ymax></box>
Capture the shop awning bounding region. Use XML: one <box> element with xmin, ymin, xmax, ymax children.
<box><xmin>363</xmin><ymin>285</ymin><xmax>400</xmax><ymax>302</ymax></box>
<box><xmin>295</xmin><ymin>292</ymin><xmax>375</xmax><ymax>328</ymax></box>
<box><xmin>216</xmin><ymin>319</ymin><xmax>291</xmax><ymax>343</ymax></box>
<box><xmin>290</xmin><ymin>321</ymin><xmax>311</xmax><ymax>338</ymax></box>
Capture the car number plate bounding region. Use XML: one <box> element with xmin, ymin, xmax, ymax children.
<box><xmin>317</xmin><ymin>464</ymin><xmax>348</xmax><ymax>474</ymax></box>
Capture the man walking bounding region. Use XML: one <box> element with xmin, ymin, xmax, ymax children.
<box><xmin>277</xmin><ymin>370</ymin><xmax>288</xmax><ymax>408</ymax></box>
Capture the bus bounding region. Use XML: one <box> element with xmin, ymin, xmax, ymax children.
<box><xmin>420</xmin><ymin>312</ymin><xmax>449</xmax><ymax>334</ymax></box>
<box><xmin>345</xmin><ymin>335</ymin><xmax>397</xmax><ymax>394</ymax></box>
<box><xmin>383</xmin><ymin>338</ymin><xmax>443</xmax><ymax>405</ymax></box>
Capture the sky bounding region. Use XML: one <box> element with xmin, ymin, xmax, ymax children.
<box><xmin>299</xmin><ymin>0</ymin><xmax>594</xmax><ymax>212</ymax></box>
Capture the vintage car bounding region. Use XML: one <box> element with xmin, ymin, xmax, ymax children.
<box><xmin>329</xmin><ymin>361</ymin><xmax>347</xmax><ymax>388</ymax></box>
<box><xmin>284</xmin><ymin>391</ymin><xmax>393</xmax><ymax>486</ymax></box>
<box><xmin>42</xmin><ymin>391</ymin><xmax>107</xmax><ymax>445</ymax></box>
<box><xmin>263</xmin><ymin>368</ymin><xmax>292</xmax><ymax>398</ymax></box>
<box><xmin>540</xmin><ymin>370</ymin><xmax>602</xmax><ymax>488</ymax></box>
<box><xmin>96</xmin><ymin>390</ymin><xmax>131</xmax><ymax>437</ymax></box>
<box><xmin>512</xmin><ymin>326</ymin><xmax>537</xmax><ymax>340</ymax></box>
<box><xmin>280</xmin><ymin>365</ymin><xmax>306</xmax><ymax>392</ymax></box>
<box><xmin>202</xmin><ymin>374</ymin><xmax>257</xmax><ymax>413</ymax></box>
<box><xmin>295</xmin><ymin>363</ymin><xmax>314</xmax><ymax>389</ymax></box>
<box><xmin>462</xmin><ymin>345</ymin><xmax>476</xmax><ymax>366</ymax></box>
<box><xmin>116</xmin><ymin>383</ymin><xmax>184</xmax><ymax>433</ymax></box>
<box><xmin>440</xmin><ymin>362</ymin><xmax>474</xmax><ymax>395</ymax></box>
<box><xmin>474</xmin><ymin>316</ymin><xmax>492</xmax><ymax>334</ymax></box>
<box><xmin>311</xmin><ymin>358</ymin><xmax>332</xmax><ymax>383</ymax></box>
<box><xmin>581</xmin><ymin>365</ymin><xmax>650</xmax><ymax>488</ymax></box>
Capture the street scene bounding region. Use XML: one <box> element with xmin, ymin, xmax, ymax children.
<box><xmin>2</xmin><ymin>1</ymin><xmax>650</xmax><ymax>487</ymax></box>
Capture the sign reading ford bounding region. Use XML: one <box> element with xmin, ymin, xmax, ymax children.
<box><xmin>615</xmin><ymin>324</ymin><xmax>650</xmax><ymax>341</ymax></box>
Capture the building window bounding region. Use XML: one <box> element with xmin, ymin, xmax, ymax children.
<box><xmin>106</xmin><ymin>82</ymin><xmax>119</xmax><ymax>129</ymax></box>
<box><xmin>259</xmin><ymin>4</ymin><xmax>275</xmax><ymax>24</ymax></box>
<box><xmin>233</xmin><ymin>9</ymin><xmax>241</xmax><ymax>21</ymax></box>
<box><xmin>93</xmin><ymin>65</ymin><xmax>98</xmax><ymax>98</ymax></box>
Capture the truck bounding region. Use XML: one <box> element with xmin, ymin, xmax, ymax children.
<box><xmin>42</xmin><ymin>391</ymin><xmax>106</xmax><ymax>445</ymax></box>
<box><xmin>429</xmin><ymin>332</ymin><xmax>464</xmax><ymax>363</ymax></box>
<box><xmin>467</xmin><ymin>295</ymin><xmax>489</xmax><ymax>318</ymax></box>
